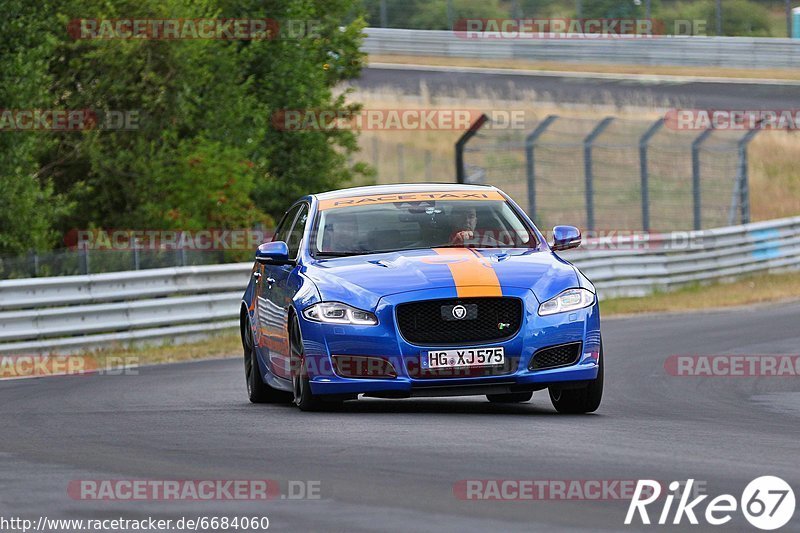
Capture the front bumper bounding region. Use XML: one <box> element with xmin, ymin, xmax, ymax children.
<box><xmin>299</xmin><ymin>286</ymin><xmax>601</xmax><ymax>398</ymax></box>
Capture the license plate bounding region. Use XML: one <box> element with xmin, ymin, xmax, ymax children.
<box><xmin>424</xmin><ymin>347</ymin><xmax>504</xmax><ymax>369</ymax></box>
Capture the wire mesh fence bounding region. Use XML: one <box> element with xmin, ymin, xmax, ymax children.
<box><xmin>457</xmin><ymin>114</ymin><xmax>757</xmax><ymax>234</ymax></box>
<box><xmin>0</xmin><ymin>248</ymin><xmax>236</xmax><ymax>280</ymax></box>
<box><xmin>353</xmin><ymin>137</ymin><xmax>455</xmax><ymax>185</ymax></box>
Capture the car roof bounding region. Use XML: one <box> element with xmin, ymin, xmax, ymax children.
<box><xmin>313</xmin><ymin>183</ymin><xmax>497</xmax><ymax>201</ymax></box>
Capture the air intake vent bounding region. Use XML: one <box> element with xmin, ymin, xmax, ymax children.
<box><xmin>529</xmin><ymin>342</ymin><xmax>582</xmax><ymax>370</ymax></box>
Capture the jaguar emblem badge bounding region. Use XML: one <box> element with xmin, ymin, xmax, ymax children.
<box><xmin>452</xmin><ymin>305</ymin><xmax>467</xmax><ymax>320</ymax></box>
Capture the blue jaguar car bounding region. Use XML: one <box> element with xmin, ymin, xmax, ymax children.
<box><xmin>240</xmin><ymin>184</ymin><xmax>603</xmax><ymax>412</ymax></box>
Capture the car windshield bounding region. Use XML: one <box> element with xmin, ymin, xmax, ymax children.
<box><xmin>312</xmin><ymin>194</ymin><xmax>537</xmax><ymax>256</ymax></box>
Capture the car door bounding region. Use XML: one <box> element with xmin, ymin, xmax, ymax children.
<box><xmin>261</xmin><ymin>203</ymin><xmax>309</xmax><ymax>380</ymax></box>
<box><xmin>255</xmin><ymin>203</ymin><xmax>302</xmax><ymax>380</ymax></box>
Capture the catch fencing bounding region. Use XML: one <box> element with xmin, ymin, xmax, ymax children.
<box><xmin>457</xmin><ymin>114</ymin><xmax>757</xmax><ymax>233</ymax></box>
<box><xmin>1</xmin><ymin>215</ymin><xmax>799</xmax><ymax>354</ymax></box>
<box><xmin>0</xmin><ymin>247</ymin><xmax>234</xmax><ymax>281</ymax></box>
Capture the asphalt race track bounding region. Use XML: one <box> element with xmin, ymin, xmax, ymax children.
<box><xmin>2</xmin><ymin>302</ymin><xmax>799</xmax><ymax>532</ymax></box>
<box><xmin>357</xmin><ymin>65</ymin><xmax>800</xmax><ymax>109</ymax></box>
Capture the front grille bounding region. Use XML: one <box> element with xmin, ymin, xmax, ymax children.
<box><xmin>529</xmin><ymin>342</ymin><xmax>582</xmax><ymax>370</ymax></box>
<box><xmin>396</xmin><ymin>297</ymin><xmax>523</xmax><ymax>345</ymax></box>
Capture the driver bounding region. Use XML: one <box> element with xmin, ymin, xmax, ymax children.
<box><xmin>327</xmin><ymin>216</ymin><xmax>359</xmax><ymax>252</ymax></box>
<box><xmin>449</xmin><ymin>207</ymin><xmax>478</xmax><ymax>246</ymax></box>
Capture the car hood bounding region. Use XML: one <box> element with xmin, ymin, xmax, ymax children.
<box><xmin>303</xmin><ymin>248</ymin><xmax>579</xmax><ymax>311</ymax></box>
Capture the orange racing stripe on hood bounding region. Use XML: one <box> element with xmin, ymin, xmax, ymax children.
<box><xmin>432</xmin><ymin>248</ymin><xmax>502</xmax><ymax>298</ymax></box>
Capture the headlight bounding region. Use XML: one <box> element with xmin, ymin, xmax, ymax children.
<box><xmin>302</xmin><ymin>302</ymin><xmax>378</xmax><ymax>325</ymax></box>
<box><xmin>538</xmin><ymin>288</ymin><xmax>595</xmax><ymax>316</ymax></box>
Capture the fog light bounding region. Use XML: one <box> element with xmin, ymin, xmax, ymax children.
<box><xmin>332</xmin><ymin>355</ymin><xmax>397</xmax><ymax>379</ymax></box>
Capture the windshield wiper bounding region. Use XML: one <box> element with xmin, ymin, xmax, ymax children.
<box><xmin>314</xmin><ymin>251</ymin><xmax>361</xmax><ymax>257</ymax></box>
<box><xmin>314</xmin><ymin>244</ymin><xmax>528</xmax><ymax>259</ymax></box>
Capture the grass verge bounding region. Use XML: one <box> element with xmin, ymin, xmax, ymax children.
<box><xmin>600</xmin><ymin>270</ymin><xmax>800</xmax><ymax>316</ymax></box>
<box><xmin>81</xmin><ymin>330</ymin><xmax>242</xmax><ymax>368</ymax></box>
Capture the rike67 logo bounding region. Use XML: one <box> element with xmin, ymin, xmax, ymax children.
<box><xmin>626</xmin><ymin>477</ymin><xmax>795</xmax><ymax>530</ymax></box>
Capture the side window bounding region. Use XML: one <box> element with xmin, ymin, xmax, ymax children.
<box><xmin>285</xmin><ymin>204</ymin><xmax>309</xmax><ymax>259</ymax></box>
<box><xmin>273</xmin><ymin>204</ymin><xmax>302</xmax><ymax>243</ymax></box>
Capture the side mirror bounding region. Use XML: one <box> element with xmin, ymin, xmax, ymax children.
<box><xmin>551</xmin><ymin>225</ymin><xmax>581</xmax><ymax>251</ymax></box>
<box><xmin>256</xmin><ymin>241</ymin><xmax>291</xmax><ymax>264</ymax></box>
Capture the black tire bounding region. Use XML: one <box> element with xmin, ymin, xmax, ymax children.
<box><xmin>548</xmin><ymin>343</ymin><xmax>604</xmax><ymax>414</ymax></box>
<box><xmin>243</xmin><ymin>317</ymin><xmax>292</xmax><ymax>404</ymax></box>
<box><xmin>290</xmin><ymin>315</ymin><xmax>325</xmax><ymax>412</ymax></box>
<box><xmin>487</xmin><ymin>391</ymin><xmax>533</xmax><ymax>403</ymax></box>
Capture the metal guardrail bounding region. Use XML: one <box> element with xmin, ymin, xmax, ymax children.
<box><xmin>563</xmin><ymin>216</ymin><xmax>800</xmax><ymax>298</ymax></box>
<box><xmin>363</xmin><ymin>28</ymin><xmax>800</xmax><ymax>69</ymax></box>
<box><xmin>0</xmin><ymin>264</ymin><xmax>251</xmax><ymax>354</ymax></box>
<box><xmin>1</xmin><ymin>216</ymin><xmax>799</xmax><ymax>354</ymax></box>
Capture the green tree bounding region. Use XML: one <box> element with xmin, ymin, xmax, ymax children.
<box><xmin>229</xmin><ymin>0</ymin><xmax>372</xmax><ymax>217</ymax></box>
<box><xmin>580</xmin><ymin>0</ymin><xmax>661</xmax><ymax>20</ymax></box>
<box><xmin>0</xmin><ymin>0</ymin><xmax>65</xmax><ymax>255</ymax></box>
<box><xmin>361</xmin><ymin>0</ymin><xmax>507</xmax><ymax>30</ymax></box>
<box><xmin>28</xmin><ymin>0</ymin><xmax>369</xmax><ymax>242</ymax></box>
<box><xmin>42</xmin><ymin>0</ymin><xmax>271</xmax><ymax>233</ymax></box>
<box><xmin>0</xmin><ymin>0</ymin><xmax>369</xmax><ymax>263</ymax></box>
<box><xmin>702</xmin><ymin>0</ymin><xmax>772</xmax><ymax>36</ymax></box>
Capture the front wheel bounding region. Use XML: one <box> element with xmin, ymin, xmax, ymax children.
<box><xmin>290</xmin><ymin>315</ymin><xmax>325</xmax><ymax>412</ymax></box>
<box><xmin>548</xmin><ymin>343</ymin><xmax>604</xmax><ymax>414</ymax></box>
<box><xmin>243</xmin><ymin>317</ymin><xmax>292</xmax><ymax>404</ymax></box>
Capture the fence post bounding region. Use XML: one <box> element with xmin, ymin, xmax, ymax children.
<box><xmin>424</xmin><ymin>150</ymin><xmax>432</xmax><ymax>180</ymax></box>
<box><xmin>133</xmin><ymin>239</ymin><xmax>140</xmax><ymax>270</ymax></box>
<box><xmin>28</xmin><ymin>250</ymin><xmax>39</xmax><ymax>277</ymax></box>
<box><xmin>583</xmin><ymin>117</ymin><xmax>614</xmax><ymax>232</ymax></box>
<box><xmin>512</xmin><ymin>0</ymin><xmax>522</xmax><ymax>18</ymax></box>
<box><xmin>447</xmin><ymin>0</ymin><xmax>454</xmax><ymax>29</ymax></box>
<box><xmin>639</xmin><ymin>118</ymin><xmax>664</xmax><ymax>232</ymax></box>
<box><xmin>692</xmin><ymin>128</ymin><xmax>714</xmax><ymax>231</ymax></box>
<box><xmin>524</xmin><ymin>115</ymin><xmax>558</xmax><ymax>220</ymax></box>
<box><xmin>738</xmin><ymin>129</ymin><xmax>759</xmax><ymax>225</ymax></box>
<box><xmin>79</xmin><ymin>242</ymin><xmax>90</xmax><ymax>275</ymax></box>
<box><xmin>397</xmin><ymin>144</ymin><xmax>405</xmax><ymax>182</ymax></box>
<box><xmin>455</xmin><ymin>114</ymin><xmax>489</xmax><ymax>184</ymax></box>
<box><xmin>379</xmin><ymin>0</ymin><xmax>388</xmax><ymax>28</ymax></box>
